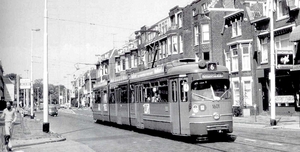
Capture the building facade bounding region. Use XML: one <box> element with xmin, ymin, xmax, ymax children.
<box><xmin>3</xmin><ymin>77</ymin><xmax>15</xmax><ymax>101</ymax></box>
<box><xmin>0</xmin><ymin>60</ymin><xmax>4</xmax><ymax>100</ymax></box>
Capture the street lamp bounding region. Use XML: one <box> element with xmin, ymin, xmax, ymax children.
<box><xmin>43</xmin><ymin>0</ymin><xmax>49</xmax><ymax>133</ymax></box>
<box><xmin>30</xmin><ymin>28</ymin><xmax>40</xmax><ymax>119</ymax></box>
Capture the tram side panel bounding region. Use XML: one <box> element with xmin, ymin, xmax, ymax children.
<box><xmin>142</xmin><ymin>102</ymin><xmax>171</xmax><ymax>132</ymax></box>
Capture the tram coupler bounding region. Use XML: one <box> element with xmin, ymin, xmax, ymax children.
<box><xmin>195</xmin><ymin>136</ymin><xmax>209</xmax><ymax>142</ymax></box>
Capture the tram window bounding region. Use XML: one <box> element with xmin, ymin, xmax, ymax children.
<box><xmin>101</xmin><ymin>90</ymin><xmax>108</xmax><ymax>104</ymax></box>
<box><xmin>172</xmin><ymin>81</ymin><xmax>178</xmax><ymax>102</ymax></box>
<box><xmin>158</xmin><ymin>86</ymin><xmax>168</xmax><ymax>102</ymax></box>
<box><xmin>95</xmin><ymin>91</ymin><xmax>101</xmax><ymax>103</ymax></box>
<box><xmin>141</xmin><ymin>86</ymin><xmax>146</xmax><ymax>103</ymax></box>
<box><xmin>134</xmin><ymin>86</ymin><xmax>138</xmax><ymax>103</ymax></box>
<box><xmin>191</xmin><ymin>79</ymin><xmax>230</xmax><ymax>101</ymax></box>
<box><xmin>146</xmin><ymin>88</ymin><xmax>153</xmax><ymax>102</ymax></box>
<box><xmin>131</xmin><ymin>90</ymin><xmax>135</xmax><ymax>103</ymax></box>
<box><xmin>180</xmin><ymin>80</ymin><xmax>188</xmax><ymax>102</ymax></box>
<box><xmin>109</xmin><ymin>92</ymin><xmax>115</xmax><ymax>103</ymax></box>
<box><xmin>121</xmin><ymin>86</ymin><xmax>128</xmax><ymax>103</ymax></box>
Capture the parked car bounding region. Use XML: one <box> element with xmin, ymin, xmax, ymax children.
<box><xmin>49</xmin><ymin>104</ymin><xmax>58</xmax><ymax>116</ymax></box>
<box><xmin>21</xmin><ymin>107</ymin><xmax>35</xmax><ymax>117</ymax></box>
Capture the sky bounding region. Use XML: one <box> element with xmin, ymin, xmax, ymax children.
<box><xmin>0</xmin><ymin>0</ymin><xmax>193</xmax><ymax>88</ymax></box>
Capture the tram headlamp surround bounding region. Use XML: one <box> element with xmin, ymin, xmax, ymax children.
<box><xmin>198</xmin><ymin>60</ymin><xmax>206</xmax><ymax>69</ymax></box>
<box><xmin>213</xmin><ymin>112</ymin><xmax>220</xmax><ymax>120</ymax></box>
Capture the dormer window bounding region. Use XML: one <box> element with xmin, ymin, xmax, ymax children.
<box><xmin>232</xmin><ymin>18</ymin><xmax>242</xmax><ymax>37</ymax></box>
<box><xmin>277</xmin><ymin>0</ymin><xmax>289</xmax><ymax>20</ymax></box>
<box><xmin>201</xmin><ymin>3</ymin><xmax>207</xmax><ymax>14</ymax></box>
<box><xmin>192</xmin><ymin>9</ymin><xmax>196</xmax><ymax>16</ymax></box>
<box><xmin>177</xmin><ymin>13</ymin><xmax>182</xmax><ymax>28</ymax></box>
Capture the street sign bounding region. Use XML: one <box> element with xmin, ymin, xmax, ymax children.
<box><xmin>20</xmin><ymin>79</ymin><xmax>30</xmax><ymax>89</ymax></box>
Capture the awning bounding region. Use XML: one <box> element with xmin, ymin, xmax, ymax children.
<box><xmin>290</xmin><ymin>25</ymin><xmax>300</xmax><ymax>42</ymax></box>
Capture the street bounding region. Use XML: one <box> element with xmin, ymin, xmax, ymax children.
<box><xmin>10</xmin><ymin>108</ymin><xmax>300</xmax><ymax>152</ymax></box>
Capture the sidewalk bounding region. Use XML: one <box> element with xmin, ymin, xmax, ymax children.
<box><xmin>0</xmin><ymin>112</ymin><xmax>66</xmax><ymax>151</ymax></box>
<box><xmin>233</xmin><ymin>113</ymin><xmax>300</xmax><ymax>130</ymax></box>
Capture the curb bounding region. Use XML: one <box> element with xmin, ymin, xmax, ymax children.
<box><xmin>13</xmin><ymin>137</ymin><xmax>66</xmax><ymax>148</ymax></box>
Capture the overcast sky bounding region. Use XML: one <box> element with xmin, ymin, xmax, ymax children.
<box><xmin>0</xmin><ymin>0</ymin><xmax>193</xmax><ymax>87</ymax></box>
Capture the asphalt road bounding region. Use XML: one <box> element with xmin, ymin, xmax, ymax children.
<box><xmin>26</xmin><ymin>108</ymin><xmax>300</xmax><ymax>152</ymax></box>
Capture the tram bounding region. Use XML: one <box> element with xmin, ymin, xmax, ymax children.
<box><xmin>92</xmin><ymin>61</ymin><xmax>233</xmax><ymax>138</ymax></box>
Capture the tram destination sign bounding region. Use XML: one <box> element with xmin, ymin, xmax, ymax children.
<box><xmin>201</xmin><ymin>73</ymin><xmax>223</xmax><ymax>79</ymax></box>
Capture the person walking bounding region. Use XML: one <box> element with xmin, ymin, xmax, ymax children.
<box><xmin>1</xmin><ymin>101</ymin><xmax>17</xmax><ymax>151</ymax></box>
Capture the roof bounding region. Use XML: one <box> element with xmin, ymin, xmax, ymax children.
<box><xmin>3</xmin><ymin>77</ymin><xmax>13</xmax><ymax>84</ymax></box>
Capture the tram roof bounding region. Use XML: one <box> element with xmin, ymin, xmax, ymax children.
<box><xmin>166</xmin><ymin>63</ymin><xmax>229</xmax><ymax>76</ymax></box>
<box><xmin>129</xmin><ymin>62</ymin><xmax>228</xmax><ymax>83</ymax></box>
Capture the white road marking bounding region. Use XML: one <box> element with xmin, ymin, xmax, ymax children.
<box><xmin>268</xmin><ymin>142</ymin><xmax>283</xmax><ymax>146</ymax></box>
<box><xmin>244</xmin><ymin>138</ymin><xmax>257</xmax><ymax>142</ymax></box>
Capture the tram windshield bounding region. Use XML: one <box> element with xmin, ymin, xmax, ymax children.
<box><xmin>191</xmin><ymin>79</ymin><xmax>230</xmax><ymax>101</ymax></box>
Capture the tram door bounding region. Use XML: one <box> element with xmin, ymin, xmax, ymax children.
<box><xmin>135</xmin><ymin>85</ymin><xmax>144</xmax><ymax>129</ymax></box>
<box><xmin>178</xmin><ymin>78</ymin><xmax>189</xmax><ymax>135</ymax></box>
<box><xmin>170</xmin><ymin>79</ymin><xmax>180</xmax><ymax>135</ymax></box>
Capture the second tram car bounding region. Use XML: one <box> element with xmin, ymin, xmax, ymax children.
<box><xmin>92</xmin><ymin>61</ymin><xmax>233</xmax><ymax>138</ymax></box>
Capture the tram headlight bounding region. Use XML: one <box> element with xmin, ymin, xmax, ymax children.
<box><xmin>213</xmin><ymin>112</ymin><xmax>220</xmax><ymax>120</ymax></box>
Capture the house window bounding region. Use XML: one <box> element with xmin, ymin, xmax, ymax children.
<box><xmin>277</xmin><ymin>0</ymin><xmax>289</xmax><ymax>19</ymax></box>
<box><xmin>231</xmin><ymin>45</ymin><xmax>239</xmax><ymax>72</ymax></box>
<box><xmin>192</xmin><ymin>9</ymin><xmax>196</xmax><ymax>16</ymax></box>
<box><xmin>168</xmin><ymin>37</ymin><xmax>172</xmax><ymax>55</ymax></box>
<box><xmin>122</xmin><ymin>59</ymin><xmax>125</xmax><ymax>71</ymax></box>
<box><xmin>233</xmin><ymin>80</ymin><xmax>240</xmax><ymax>106</ymax></box>
<box><xmin>203</xmin><ymin>52</ymin><xmax>209</xmax><ymax>61</ymax></box>
<box><xmin>243</xmin><ymin>80</ymin><xmax>252</xmax><ymax>106</ymax></box>
<box><xmin>275</xmin><ymin>33</ymin><xmax>293</xmax><ymax>50</ymax></box>
<box><xmin>179</xmin><ymin>35</ymin><xmax>183</xmax><ymax>53</ymax></box>
<box><xmin>103</xmin><ymin>64</ymin><xmax>108</xmax><ymax>74</ymax></box>
<box><xmin>125</xmin><ymin>56</ymin><xmax>129</xmax><ymax>69</ymax></box>
<box><xmin>201</xmin><ymin>3</ymin><xmax>207</xmax><ymax>14</ymax></box>
<box><xmin>131</xmin><ymin>54</ymin><xmax>137</xmax><ymax>68</ymax></box>
<box><xmin>116</xmin><ymin>60</ymin><xmax>121</xmax><ymax>73</ymax></box>
<box><xmin>194</xmin><ymin>25</ymin><xmax>199</xmax><ymax>46</ymax></box>
<box><xmin>224</xmin><ymin>50</ymin><xmax>231</xmax><ymax>72</ymax></box>
<box><xmin>242</xmin><ymin>44</ymin><xmax>251</xmax><ymax>71</ymax></box>
<box><xmin>178</xmin><ymin>13</ymin><xmax>182</xmax><ymax>28</ymax></box>
<box><xmin>201</xmin><ymin>24</ymin><xmax>210</xmax><ymax>43</ymax></box>
<box><xmin>232</xmin><ymin>18</ymin><xmax>242</xmax><ymax>37</ymax></box>
<box><xmin>172</xmin><ymin>36</ymin><xmax>178</xmax><ymax>54</ymax></box>
<box><xmin>134</xmin><ymin>55</ymin><xmax>138</xmax><ymax>67</ymax></box>
<box><xmin>261</xmin><ymin>37</ymin><xmax>268</xmax><ymax>64</ymax></box>
<box><xmin>161</xmin><ymin>41</ymin><xmax>166</xmax><ymax>58</ymax></box>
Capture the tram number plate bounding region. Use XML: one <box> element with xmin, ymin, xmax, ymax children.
<box><xmin>212</xmin><ymin>104</ymin><xmax>220</xmax><ymax>109</ymax></box>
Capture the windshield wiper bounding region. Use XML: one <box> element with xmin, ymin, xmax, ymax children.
<box><xmin>192</xmin><ymin>92</ymin><xmax>214</xmax><ymax>101</ymax></box>
<box><xmin>219</xmin><ymin>90</ymin><xmax>229</xmax><ymax>100</ymax></box>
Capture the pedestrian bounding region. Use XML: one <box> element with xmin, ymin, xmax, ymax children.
<box><xmin>1</xmin><ymin>101</ymin><xmax>17</xmax><ymax>151</ymax></box>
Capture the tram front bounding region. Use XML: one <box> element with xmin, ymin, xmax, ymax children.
<box><xmin>189</xmin><ymin>63</ymin><xmax>233</xmax><ymax>137</ymax></box>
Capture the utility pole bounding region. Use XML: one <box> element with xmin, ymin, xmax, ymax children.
<box><xmin>16</xmin><ymin>75</ymin><xmax>20</xmax><ymax>111</ymax></box>
<box><xmin>269</xmin><ymin>0</ymin><xmax>276</xmax><ymax>126</ymax></box>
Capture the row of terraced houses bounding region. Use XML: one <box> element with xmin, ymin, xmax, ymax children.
<box><xmin>74</xmin><ymin>0</ymin><xmax>300</xmax><ymax>115</ymax></box>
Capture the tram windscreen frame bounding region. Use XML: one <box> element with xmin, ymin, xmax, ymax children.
<box><xmin>191</xmin><ymin>79</ymin><xmax>230</xmax><ymax>101</ymax></box>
